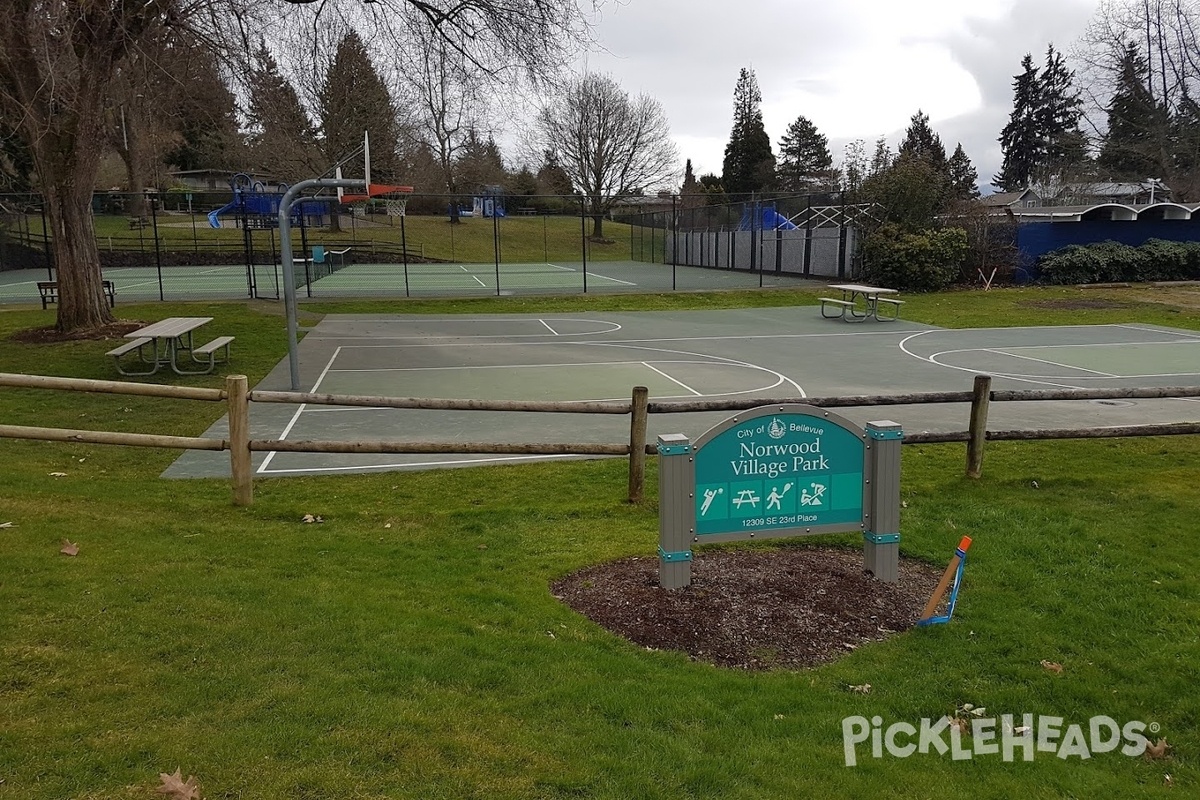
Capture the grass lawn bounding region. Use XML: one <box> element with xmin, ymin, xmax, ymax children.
<box><xmin>1</xmin><ymin>286</ymin><xmax>1198</xmax><ymax>799</ymax></box>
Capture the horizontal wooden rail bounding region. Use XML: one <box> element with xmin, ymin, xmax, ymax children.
<box><xmin>986</xmin><ymin>422</ymin><xmax>1200</xmax><ymax>440</ymax></box>
<box><xmin>648</xmin><ymin>391</ymin><xmax>975</xmax><ymax>414</ymax></box>
<box><xmin>0</xmin><ymin>372</ymin><xmax>224</xmax><ymax>401</ymax></box>
<box><xmin>991</xmin><ymin>386</ymin><xmax>1200</xmax><ymax>402</ymax></box>
<box><xmin>250</xmin><ymin>439</ymin><xmax>629</xmax><ymax>455</ymax></box>
<box><xmin>4</xmin><ymin>372</ymin><xmax>1199</xmax><ymax>505</ymax></box>
<box><xmin>250</xmin><ymin>390</ymin><xmax>631</xmax><ymax>414</ymax></box>
<box><xmin>0</xmin><ymin>423</ymin><xmax>226</xmax><ymax>451</ymax></box>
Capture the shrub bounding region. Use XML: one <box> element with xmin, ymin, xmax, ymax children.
<box><xmin>1037</xmin><ymin>238</ymin><xmax>1200</xmax><ymax>284</ymax></box>
<box><xmin>861</xmin><ymin>224</ymin><xmax>967</xmax><ymax>292</ymax></box>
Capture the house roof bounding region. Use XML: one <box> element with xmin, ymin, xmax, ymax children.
<box><xmin>981</xmin><ymin>189</ymin><xmax>1037</xmax><ymax>207</ymax></box>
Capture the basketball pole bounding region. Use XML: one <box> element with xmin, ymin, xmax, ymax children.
<box><xmin>278</xmin><ymin>177</ymin><xmax>365</xmax><ymax>391</ymax></box>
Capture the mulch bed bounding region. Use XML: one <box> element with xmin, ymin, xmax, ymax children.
<box><xmin>11</xmin><ymin>321</ymin><xmax>145</xmax><ymax>344</ymax></box>
<box><xmin>552</xmin><ymin>546</ymin><xmax>943</xmax><ymax>670</ymax></box>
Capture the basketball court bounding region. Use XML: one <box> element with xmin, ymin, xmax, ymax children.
<box><xmin>164</xmin><ymin>308</ymin><xmax>1200</xmax><ymax>478</ymax></box>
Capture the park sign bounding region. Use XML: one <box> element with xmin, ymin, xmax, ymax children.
<box><xmin>657</xmin><ymin>405</ymin><xmax>903</xmax><ymax>589</ymax></box>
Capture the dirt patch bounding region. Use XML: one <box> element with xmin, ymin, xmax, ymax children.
<box><xmin>553</xmin><ymin>545</ymin><xmax>943</xmax><ymax>670</ymax></box>
<box><xmin>1020</xmin><ymin>298</ymin><xmax>1136</xmax><ymax>310</ymax></box>
<box><xmin>10</xmin><ymin>321</ymin><xmax>146</xmax><ymax>344</ymax></box>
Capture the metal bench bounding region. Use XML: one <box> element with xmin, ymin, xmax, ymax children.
<box><xmin>819</xmin><ymin>297</ymin><xmax>855</xmax><ymax>319</ymax></box>
<box><xmin>873</xmin><ymin>297</ymin><xmax>905</xmax><ymax>320</ymax></box>
<box><xmin>189</xmin><ymin>336</ymin><xmax>235</xmax><ymax>372</ymax></box>
<box><xmin>38</xmin><ymin>280</ymin><xmax>116</xmax><ymax>310</ymax></box>
<box><xmin>107</xmin><ymin>337</ymin><xmax>156</xmax><ymax>376</ymax></box>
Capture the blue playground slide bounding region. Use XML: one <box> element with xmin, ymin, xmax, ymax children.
<box><xmin>207</xmin><ymin>200</ymin><xmax>240</xmax><ymax>229</ymax></box>
<box><xmin>738</xmin><ymin>204</ymin><xmax>798</xmax><ymax>231</ymax></box>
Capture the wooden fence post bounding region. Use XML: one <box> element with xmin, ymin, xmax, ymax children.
<box><xmin>227</xmin><ymin>375</ymin><xmax>252</xmax><ymax>506</ymax></box>
<box><xmin>628</xmin><ymin>386</ymin><xmax>649</xmax><ymax>503</ymax></box>
<box><xmin>966</xmin><ymin>374</ymin><xmax>992</xmax><ymax>479</ymax></box>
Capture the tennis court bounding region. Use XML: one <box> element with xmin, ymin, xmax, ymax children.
<box><xmin>0</xmin><ymin>259</ymin><xmax>823</xmax><ymax>304</ymax></box>
<box><xmin>164</xmin><ymin>308</ymin><xmax>1200</xmax><ymax>478</ymax></box>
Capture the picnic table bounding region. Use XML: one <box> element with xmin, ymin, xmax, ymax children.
<box><xmin>819</xmin><ymin>283</ymin><xmax>904</xmax><ymax>322</ymax></box>
<box><xmin>107</xmin><ymin>316</ymin><xmax>234</xmax><ymax>376</ymax></box>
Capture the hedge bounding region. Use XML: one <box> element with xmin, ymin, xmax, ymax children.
<box><xmin>1037</xmin><ymin>238</ymin><xmax>1200</xmax><ymax>284</ymax></box>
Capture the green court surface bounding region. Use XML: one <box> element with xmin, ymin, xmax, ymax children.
<box><xmin>0</xmin><ymin>259</ymin><xmax>822</xmax><ymax>304</ymax></box>
<box><xmin>164</xmin><ymin>309</ymin><xmax>1200</xmax><ymax>479</ymax></box>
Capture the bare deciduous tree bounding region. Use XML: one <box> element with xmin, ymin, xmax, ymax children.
<box><xmin>536</xmin><ymin>72</ymin><xmax>679</xmax><ymax>239</ymax></box>
<box><xmin>0</xmin><ymin>0</ymin><xmax>598</xmax><ymax>333</ymax></box>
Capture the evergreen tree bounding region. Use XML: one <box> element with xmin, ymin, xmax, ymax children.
<box><xmin>839</xmin><ymin>139</ymin><xmax>868</xmax><ymax>193</ymax></box>
<box><xmin>776</xmin><ymin>114</ymin><xmax>834</xmax><ymax>192</ymax></box>
<box><xmin>536</xmin><ymin>150</ymin><xmax>573</xmax><ymax>196</ymax></box>
<box><xmin>1098</xmin><ymin>41</ymin><xmax>1168</xmax><ymax>178</ymax></box>
<box><xmin>870</xmin><ymin>136</ymin><xmax>893</xmax><ymax>177</ymax></box>
<box><xmin>455</xmin><ymin>128</ymin><xmax>508</xmax><ymax>190</ymax></box>
<box><xmin>246</xmin><ymin>44</ymin><xmax>319</xmax><ymax>181</ymax></box>
<box><xmin>680</xmin><ymin>158</ymin><xmax>703</xmax><ymax>209</ymax></box>
<box><xmin>897</xmin><ymin>110</ymin><xmax>946</xmax><ymax>170</ymax></box>
<box><xmin>318</xmin><ymin>32</ymin><xmax>401</xmax><ymax>180</ymax></box>
<box><xmin>947</xmin><ymin>143</ymin><xmax>980</xmax><ymax>200</ymax></box>
<box><xmin>721</xmin><ymin>68</ymin><xmax>775</xmax><ymax>195</ymax></box>
<box><xmin>162</xmin><ymin>53</ymin><xmax>243</xmax><ymax>173</ymax></box>
<box><xmin>994</xmin><ymin>53</ymin><xmax>1043</xmax><ymax>191</ymax></box>
<box><xmin>1038</xmin><ymin>44</ymin><xmax>1088</xmax><ymax>174</ymax></box>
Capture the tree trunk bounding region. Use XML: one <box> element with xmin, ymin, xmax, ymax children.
<box><xmin>591</xmin><ymin>214</ymin><xmax>604</xmax><ymax>238</ymax></box>
<box><xmin>43</xmin><ymin>181</ymin><xmax>114</xmax><ymax>332</ymax></box>
<box><xmin>32</xmin><ymin>99</ymin><xmax>115</xmax><ymax>333</ymax></box>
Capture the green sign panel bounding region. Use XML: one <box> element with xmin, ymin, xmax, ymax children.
<box><xmin>694</xmin><ymin>409</ymin><xmax>865</xmax><ymax>537</ymax></box>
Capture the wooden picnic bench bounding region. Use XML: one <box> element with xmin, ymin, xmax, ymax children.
<box><xmin>38</xmin><ymin>280</ymin><xmax>116</xmax><ymax>310</ymax></box>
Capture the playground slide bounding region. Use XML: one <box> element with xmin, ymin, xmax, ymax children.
<box><xmin>207</xmin><ymin>200</ymin><xmax>240</xmax><ymax>229</ymax></box>
<box><xmin>762</xmin><ymin>209</ymin><xmax>797</xmax><ymax>230</ymax></box>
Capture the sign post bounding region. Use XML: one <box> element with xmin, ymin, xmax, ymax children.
<box><xmin>657</xmin><ymin>405</ymin><xmax>903</xmax><ymax>587</ymax></box>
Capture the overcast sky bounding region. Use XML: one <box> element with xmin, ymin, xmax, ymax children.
<box><xmin>576</xmin><ymin>0</ymin><xmax>1105</xmax><ymax>191</ymax></box>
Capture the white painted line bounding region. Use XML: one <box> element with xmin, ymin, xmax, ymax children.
<box><xmin>544</xmin><ymin>263</ymin><xmax>576</xmax><ymax>272</ymax></box>
<box><xmin>642</xmin><ymin>362</ymin><xmax>702</xmax><ymax>396</ymax></box>
<box><xmin>973</xmin><ymin>347</ymin><xmax>1117</xmax><ymax>377</ymax></box>
<box><xmin>540</xmin><ymin>319</ymin><xmax>559</xmax><ymax>335</ymax></box>
<box><xmin>581</xmin><ymin>271</ymin><xmax>638</xmax><ymax>286</ymax></box>
<box><xmin>257</xmin><ymin>453</ymin><xmax>582</xmax><ymax>474</ymax></box>
<box><xmin>256</xmin><ymin>345</ymin><xmax>344</xmax><ymax>475</ymax></box>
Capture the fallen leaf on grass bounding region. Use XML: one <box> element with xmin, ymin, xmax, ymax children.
<box><xmin>157</xmin><ymin>768</ymin><xmax>201</xmax><ymax>800</ymax></box>
<box><xmin>848</xmin><ymin>683</ymin><xmax>871</xmax><ymax>694</ymax></box>
<box><xmin>0</xmin><ymin>522</ymin><xmax>14</xmax><ymax>528</ymax></box>
<box><xmin>1040</xmin><ymin>660</ymin><xmax>1063</xmax><ymax>674</ymax></box>
<box><xmin>300</xmin><ymin>514</ymin><xmax>324</xmax><ymax>524</ymax></box>
<box><xmin>60</xmin><ymin>539</ymin><xmax>79</xmax><ymax>556</ymax></box>
<box><xmin>948</xmin><ymin>717</ymin><xmax>970</xmax><ymax>736</ymax></box>
<box><xmin>1164</xmin><ymin>773</ymin><xmax>1173</xmax><ymax>787</ymax></box>
<box><xmin>49</xmin><ymin>472</ymin><xmax>67</xmax><ymax>478</ymax></box>
<box><xmin>1144</xmin><ymin>739</ymin><xmax>1171</xmax><ymax>761</ymax></box>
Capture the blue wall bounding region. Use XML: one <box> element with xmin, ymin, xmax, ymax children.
<box><xmin>1019</xmin><ymin>220</ymin><xmax>1200</xmax><ymax>279</ymax></box>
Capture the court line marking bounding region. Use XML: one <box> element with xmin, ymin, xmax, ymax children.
<box><xmin>539</xmin><ymin>319</ymin><xmax>559</xmax><ymax>335</ymax></box>
<box><xmin>641</xmin><ymin>362</ymin><xmax>701</xmax><ymax>396</ymax></box>
<box><xmin>899</xmin><ymin>326</ymin><xmax>1200</xmax><ymax>390</ymax></box>
<box><xmin>306</xmin><ymin>318</ymin><xmax>623</xmax><ymax>339</ymax></box>
<box><xmin>257</xmin><ymin>345</ymin><xmax>342</xmax><ymax>475</ymax></box>
<box><xmin>937</xmin><ymin>347</ymin><xmax>1119</xmax><ymax>378</ymax></box>
<box><xmin>299</xmin><ymin>360</ymin><xmax>788</xmax><ymax>410</ymax></box>
<box><xmin>257</xmin><ymin>342</ymin><xmax>803</xmax><ymax>473</ymax></box>
<box><xmin>314</xmin><ymin>328</ymin><xmax>915</xmax><ymax>344</ymax></box>
<box><xmin>257</xmin><ymin>453</ymin><xmax>582</xmax><ymax>474</ymax></box>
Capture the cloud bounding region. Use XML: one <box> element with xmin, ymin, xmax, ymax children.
<box><xmin>578</xmin><ymin>0</ymin><xmax>1105</xmax><ymax>187</ymax></box>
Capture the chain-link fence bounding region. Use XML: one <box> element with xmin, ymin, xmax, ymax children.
<box><xmin>0</xmin><ymin>190</ymin><xmax>842</xmax><ymax>304</ymax></box>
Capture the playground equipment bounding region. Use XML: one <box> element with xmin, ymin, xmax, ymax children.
<box><xmin>917</xmin><ymin>536</ymin><xmax>972</xmax><ymax>626</ymax></box>
<box><xmin>207</xmin><ymin>173</ymin><xmax>330</xmax><ymax>229</ymax></box>
<box><xmin>738</xmin><ymin>202</ymin><xmax>798</xmax><ymax>231</ymax></box>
